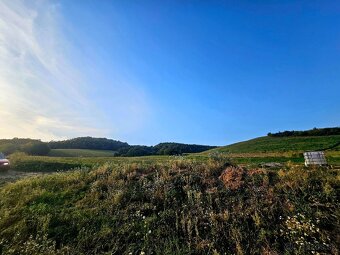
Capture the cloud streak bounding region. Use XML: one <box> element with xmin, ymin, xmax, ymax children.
<box><xmin>0</xmin><ymin>0</ymin><xmax>150</xmax><ymax>141</ymax></box>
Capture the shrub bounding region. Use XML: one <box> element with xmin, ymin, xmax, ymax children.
<box><xmin>0</xmin><ymin>139</ymin><xmax>50</xmax><ymax>156</ymax></box>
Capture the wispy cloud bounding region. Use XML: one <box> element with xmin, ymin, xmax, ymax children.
<box><xmin>0</xmin><ymin>0</ymin><xmax>150</xmax><ymax>141</ymax></box>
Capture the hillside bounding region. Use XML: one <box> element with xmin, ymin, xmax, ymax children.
<box><xmin>209</xmin><ymin>135</ymin><xmax>340</xmax><ymax>154</ymax></box>
<box><xmin>48</xmin><ymin>137</ymin><xmax>129</xmax><ymax>151</ymax></box>
<box><xmin>0</xmin><ymin>158</ymin><xmax>338</xmax><ymax>254</ymax></box>
<box><xmin>1</xmin><ymin>137</ymin><xmax>215</xmax><ymax>157</ymax></box>
<box><xmin>49</xmin><ymin>137</ymin><xmax>216</xmax><ymax>157</ymax></box>
<box><xmin>116</xmin><ymin>143</ymin><xmax>216</xmax><ymax>156</ymax></box>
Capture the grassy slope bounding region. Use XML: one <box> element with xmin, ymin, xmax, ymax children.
<box><xmin>48</xmin><ymin>149</ymin><xmax>117</xmax><ymax>157</ymax></box>
<box><xmin>209</xmin><ymin>135</ymin><xmax>340</xmax><ymax>153</ymax></box>
<box><xmin>200</xmin><ymin>135</ymin><xmax>340</xmax><ymax>165</ymax></box>
<box><xmin>0</xmin><ymin>159</ymin><xmax>338</xmax><ymax>254</ymax></box>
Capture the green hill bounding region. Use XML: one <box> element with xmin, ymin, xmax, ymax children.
<box><xmin>210</xmin><ymin>135</ymin><xmax>340</xmax><ymax>154</ymax></box>
<box><xmin>49</xmin><ymin>137</ymin><xmax>129</xmax><ymax>151</ymax></box>
<box><xmin>48</xmin><ymin>137</ymin><xmax>215</xmax><ymax>157</ymax></box>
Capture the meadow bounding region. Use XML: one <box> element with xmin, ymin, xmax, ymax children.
<box><xmin>0</xmin><ymin>157</ymin><xmax>339</xmax><ymax>254</ymax></box>
<box><xmin>3</xmin><ymin>135</ymin><xmax>339</xmax><ymax>174</ymax></box>
<box><xmin>0</xmin><ymin>134</ymin><xmax>339</xmax><ymax>254</ymax></box>
<box><xmin>6</xmin><ymin>149</ymin><xmax>340</xmax><ymax>174</ymax></box>
<box><xmin>208</xmin><ymin>135</ymin><xmax>340</xmax><ymax>153</ymax></box>
<box><xmin>48</xmin><ymin>149</ymin><xmax>117</xmax><ymax>157</ymax></box>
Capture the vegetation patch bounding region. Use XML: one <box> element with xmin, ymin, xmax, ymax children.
<box><xmin>48</xmin><ymin>149</ymin><xmax>117</xmax><ymax>157</ymax></box>
<box><xmin>208</xmin><ymin>135</ymin><xmax>340</xmax><ymax>154</ymax></box>
<box><xmin>0</xmin><ymin>158</ymin><xmax>338</xmax><ymax>254</ymax></box>
<box><xmin>0</xmin><ymin>138</ymin><xmax>50</xmax><ymax>156</ymax></box>
<box><xmin>219</xmin><ymin>166</ymin><xmax>245</xmax><ymax>190</ymax></box>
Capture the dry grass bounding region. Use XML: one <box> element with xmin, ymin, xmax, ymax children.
<box><xmin>0</xmin><ymin>158</ymin><xmax>339</xmax><ymax>254</ymax></box>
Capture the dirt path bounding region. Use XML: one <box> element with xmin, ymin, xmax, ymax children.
<box><xmin>0</xmin><ymin>170</ymin><xmax>44</xmax><ymax>187</ymax></box>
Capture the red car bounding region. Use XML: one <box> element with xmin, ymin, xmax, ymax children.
<box><xmin>0</xmin><ymin>153</ymin><xmax>10</xmax><ymax>171</ymax></box>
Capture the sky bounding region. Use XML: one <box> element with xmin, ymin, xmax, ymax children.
<box><xmin>0</xmin><ymin>0</ymin><xmax>339</xmax><ymax>146</ymax></box>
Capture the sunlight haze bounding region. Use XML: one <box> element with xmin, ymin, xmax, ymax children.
<box><xmin>0</xmin><ymin>0</ymin><xmax>339</xmax><ymax>145</ymax></box>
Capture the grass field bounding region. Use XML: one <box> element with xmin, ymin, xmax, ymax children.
<box><xmin>2</xmin><ymin>134</ymin><xmax>339</xmax><ymax>175</ymax></box>
<box><xmin>220</xmin><ymin>151</ymin><xmax>340</xmax><ymax>165</ymax></box>
<box><xmin>1</xmin><ymin>135</ymin><xmax>339</xmax><ymax>254</ymax></box>
<box><xmin>3</xmin><ymin>135</ymin><xmax>327</xmax><ymax>173</ymax></box>
<box><xmin>207</xmin><ymin>135</ymin><xmax>340</xmax><ymax>153</ymax></box>
<box><xmin>48</xmin><ymin>149</ymin><xmax>117</xmax><ymax>157</ymax></box>
<box><xmin>8</xmin><ymin>153</ymin><xmax>185</xmax><ymax>172</ymax></box>
<box><xmin>0</xmin><ymin>158</ymin><xmax>339</xmax><ymax>254</ymax></box>
<box><xmin>6</xmin><ymin>150</ymin><xmax>340</xmax><ymax>173</ymax></box>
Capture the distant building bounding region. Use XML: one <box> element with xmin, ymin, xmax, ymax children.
<box><xmin>303</xmin><ymin>151</ymin><xmax>327</xmax><ymax>166</ymax></box>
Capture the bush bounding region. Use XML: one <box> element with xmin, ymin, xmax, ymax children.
<box><xmin>0</xmin><ymin>139</ymin><xmax>50</xmax><ymax>156</ymax></box>
<box><xmin>21</xmin><ymin>142</ymin><xmax>50</xmax><ymax>156</ymax></box>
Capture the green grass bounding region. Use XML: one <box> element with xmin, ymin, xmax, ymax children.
<box><xmin>7</xmin><ymin>149</ymin><xmax>340</xmax><ymax>173</ymax></box>
<box><xmin>225</xmin><ymin>151</ymin><xmax>340</xmax><ymax>166</ymax></box>
<box><xmin>0</xmin><ymin>158</ymin><xmax>338</xmax><ymax>254</ymax></box>
<box><xmin>4</xmin><ymin>135</ymin><xmax>339</xmax><ymax>174</ymax></box>
<box><xmin>48</xmin><ymin>149</ymin><xmax>117</xmax><ymax>157</ymax></box>
<box><xmin>8</xmin><ymin>153</ymin><xmax>183</xmax><ymax>172</ymax></box>
<box><xmin>207</xmin><ymin>135</ymin><xmax>340</xmax><ymax>153</ymax></box>
<box><xmin>1</xmin><ymin>135</ymin><xmax>339</xmax><ymax>254</ymax></box>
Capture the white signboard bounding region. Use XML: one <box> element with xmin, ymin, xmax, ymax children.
<box><xmin>303</xmin><ymin>151</ymin><xmax>327</xmax><ymax>166</ymax></box>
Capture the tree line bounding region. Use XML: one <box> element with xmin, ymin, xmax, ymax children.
<box><xmin>49</xmin><ymin>137</ymin><xmax>216</xmax><ymax>156</ymax></box>
<box><xmin>115</xmin><ymin>143</ymin><xmax>216</xmax><ymax>157</ymax></box>
<box><xmin>0</xmin><ymin>137</ymin><xmax>216</xmax><ymax>157</ymax></box>
<box><xmin>268</xmin><ymin>127</ymin><xmax>340</xmax><ymax>137</ymax></box>
<box><xmin>0</xmin><ymin>138</ymin><xmax>50</xmax><ymax>156</ymax></box>
<box><xmin>49</xmin><ymin>137</ymin><xmax>129</xmax><ymax>151</ymax></box>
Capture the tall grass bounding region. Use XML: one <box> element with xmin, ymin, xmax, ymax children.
<box><xmin>0</xmin><ymin>157</ymin><xmax>338</xmax><ymax>254</ymax></box>
<box><xmin>9</xmin><ymin>152</ymin><xmax>340</xmax><ymax>174</ymax></box>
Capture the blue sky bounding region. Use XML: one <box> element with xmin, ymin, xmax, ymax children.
<box><xmin>0</xmin><ymin>1</ymin><xmax>339</xmax><ymax>145</ymax></box>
